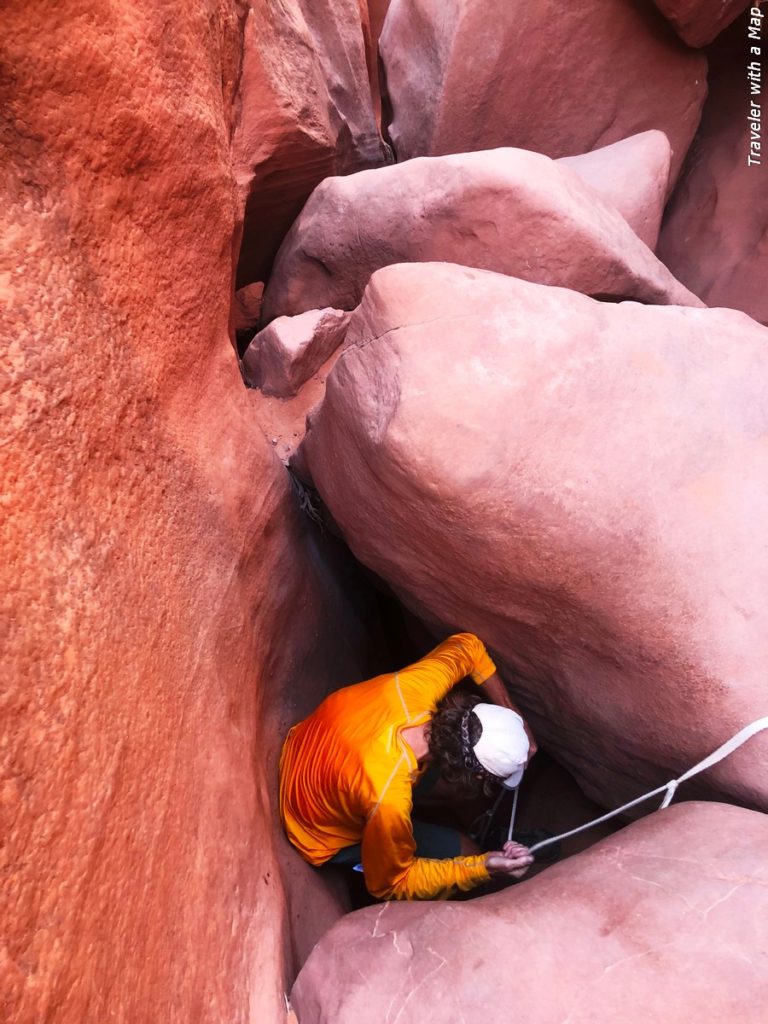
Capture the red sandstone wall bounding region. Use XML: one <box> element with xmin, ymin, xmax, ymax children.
<box><xmin>0</xmin><ymin>3</ymin><xmax>358</xmax><ymax>1020</ymax></box>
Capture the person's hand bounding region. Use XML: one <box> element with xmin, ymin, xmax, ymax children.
<box><xmin>525</xmin><ymin>729</ymin><xmax>538</xmax><ymax>765</ymax></box>
<box><xmin>485</xmin><ymin>841</ymin><xmax>534</xmax><ymax>879</ymax></box>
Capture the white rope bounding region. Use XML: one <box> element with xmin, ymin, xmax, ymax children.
<box><xmin>528</xmin><ymin>715</ymin><xmax>768</xmax><ymax>855</ymax></box>
<box><xmin>506</xmin><ymin>784</ymin><xmax>520</xmax><ymax>844</ymax></box>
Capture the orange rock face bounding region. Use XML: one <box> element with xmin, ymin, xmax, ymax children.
<box><xmin>0</xmin><ymin>3</ymin><xmax>365</xmax><ymax>1020</ymax></box>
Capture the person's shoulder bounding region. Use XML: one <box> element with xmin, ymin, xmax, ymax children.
<box><xmin>361</xmin><ymin>735</ymin><xmax>410</xmax><ymax>783</ymax></box>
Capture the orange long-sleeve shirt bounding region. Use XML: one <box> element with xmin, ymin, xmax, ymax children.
<box><xmin>279</xmin><ymin>633</ymin><xmax>497</xmax><ymax>900</ymax></box>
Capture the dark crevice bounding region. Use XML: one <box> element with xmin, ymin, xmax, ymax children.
<box><xmin>285</xmin><ymin>474</ymin><xmax>620</xmax><ymax>915</ymax></box>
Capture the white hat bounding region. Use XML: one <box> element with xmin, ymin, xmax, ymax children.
<box><xmin>472</xmin><ymin>704</ymin><xmax>529</xmax><ymax>789</ymax></box>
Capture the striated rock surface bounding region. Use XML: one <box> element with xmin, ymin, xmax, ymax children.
<box><xmin>658</xmin><ymin>17</ymin><xmax>768</xmax><ymax>325</ymax></box>
<box><xmin>262</xmin><ymin>148</ymin><xmax>701</xmax><ymax>321</ymax></box>
<box><xmin>557</xmin><ymin>130</ymin><xmax>672</xmax><ymax>251</ymax></box>
<box><xmin>233</xmin><ymin>0</ymin><xmax>388</xmax><ymax>288</ymax></box>
<box><xmin>243</xmin><ymin>308</ymin><xmax>351</xmax><ymax>396</ymax></box>
<box><xmin>292</xmin><ymin>802</ymin><xmax>768</xmax><ymax>1024</ymax></box>
<box><xmin>0</xmin><ymin>3</ymin><xmax>373</xmax><ymax>1021</ymax></box>
<box><xmin>380</xmin><ymin>0</ymin><xmax>707</xmax><ymax>185</ymax></box>
<box><xmin>301</xmin><ymin>262</ymin><xmax>768</xmax><ymax>813</ymax></box>
<box><xmin>652</xmin><ymin>0</ymin><xmax>750</xmax><ymax>47</ymax></box>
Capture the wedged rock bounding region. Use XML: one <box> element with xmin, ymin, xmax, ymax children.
<box><xmin>292</xmin><ymin>802</ymin><xmax>768</xmax><ymax>1024</ymax></box>
<box><xmin>652</xmin><ymin>0</ymin><xmax>750</xmax><ymax>47</ymax></box>
<box><xmin>379</xmin><ymin>0</ymin><xmax>706</xmax><ymax>186</ymax></box>
<box><xmin>300</xmin><ymin>262</ymin><xmax>768</xmax><ymax>813</ymax></box>
<box><xmin>233</xmin><ymin>0</ymin><xmax>388</xmax><ymax>287</ymax></box>
<box><xmin>243</xmin><ymin>308</ymin><xmax>351</xmax><ymax>396</ymax></box>
<box><xmin>233</xmin><ymin>281</ymin><xmax>264</xmax><ymax>332</ymax></box>
<box><xmin>557</xmin><ymin>130</ymin><xmax>671</xmax><ymax>251</ymax></box>
<box><xmin>658</xmin><ymin>17</ymin><xmax>768</xmax><ymax>325</ymax></box>
<box><xmin>262</xmin><ymin>148</ymin><xmax>702</xmax><ymax>321</ymax></box>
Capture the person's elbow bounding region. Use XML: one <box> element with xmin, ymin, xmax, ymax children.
<box><xmin>364</xmin><ymin>860</ymin><xmax>417</xmax><ymax>901</ymax></box>
<box><xmin>365</xmin><ymin>867</ymin><xmax>414</xmax><ymax>901</ymax></box>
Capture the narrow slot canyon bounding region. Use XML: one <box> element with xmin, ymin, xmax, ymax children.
<box><xmin>3</xmin><ymin>3</ymin><xmax>768</xmax><ymax>1024</ymax></box>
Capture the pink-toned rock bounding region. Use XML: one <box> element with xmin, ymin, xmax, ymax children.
<box><xmin>558</xmin><ymin>130</ymin><xmax>672</xmax><ymax>251</ymax></box>
<box><xmin>243</xmin><ymin>308</ymin><xmax>351</xmax><ymax>396</ymax></box>
<box><xmin>658</xmin><ymin>17</ymin><xmax>768</xmax><ymax>325</ymax></box>
<box><xmin>233</xmin><ymin>0</ymin><xmax>388</xmax><ymax>287</ymax></box>
<box><xmin>652</xmin><ymin>0</ymin><xmax>750</xmax><ymax>47</ymax></box>
<box><xmin>301</xmin><ymin>262</ymin><xmax>768</xmax><ymax>813</ymax></box>
<box><xmin>292</xmin><ymin>802</ymin><xmax>768</xmax><ymax>1024</ymax></box>
<box><xmin>233</xmin><ymin>281</ymin><xmax>264</xmax><ymax>331</ymax></box>
<box><xmin>1</xmin><ymin>3</ymin><xmax>375</xmax><ymax>1020</ymax></box>
<box><xmin>262</xmin><ymin>148</ymin><xmax>701</xmax><ymax>321</ymax></box>
<box><xmin>380</xmin><ymin>0</ymin><xmax>706</xmax><ymax>186</ymax></box>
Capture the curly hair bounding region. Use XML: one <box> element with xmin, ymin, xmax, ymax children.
<box><xmin>425</xmin><ymin>690</ymin><xmax>499</xmax><ymax>797</ymax></box>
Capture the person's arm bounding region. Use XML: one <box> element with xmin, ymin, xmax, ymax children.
<box><xmin>479</xmin><ymin>671</ymin><xmax>538</xmax><ymax>761</ymax></box>
<box><xmin>360</xmin><ymin>771</ymin><xmax>491</xmax><ymax>900</ymax></box>
<box><xmin>397</xmin><ymin>632</ymin><xmax>497</xmax><ymax>715</ymax></box>
<box><xmin>361</xmin><ymin>793</ymin><xmax>534</xmax><ymax>899</ymax></box>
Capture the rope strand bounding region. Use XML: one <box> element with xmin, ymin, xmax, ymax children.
<box><xmin>528</xmin><ymin>715</ymin><xmax>768</xmax><ymax>855</ymax></box>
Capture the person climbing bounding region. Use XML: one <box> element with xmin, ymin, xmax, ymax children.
<box><xmin>279</xmin><ymin>632</ymin><xmax>538</xmax><ymax>900</ymax></box>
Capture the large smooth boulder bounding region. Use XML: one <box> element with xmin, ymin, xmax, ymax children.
<box><xmin>233</xmin><ymin>0</ymin><xmax>388</xmax><ymax>287</ymax></box>
<box><xmin>379</xmin><ymin>0</ymin><xmax>706</xmax><ymax>185</ymax></box>
<box><xmin>292</xmin><ymin>802</ymin><xmax>768</xmax><ymax>1024</ymax></box>
<box><xmin>557</xmin><ymin>130</ymin><xmax>671</xmax><ymax>251</ymax></box>
<box><xmin>1</xmin><ymin>3</ymin><xmax>379</xmax><ymax>1020</ymax></box>
<box><xmin>652</xmin><ymin>0</ymin><xmax>750</xmax><ymax>47</ymax></box>
<box><xmin>300</xmin><ymin>262</ymin><xmax>768</xmax><ymax>813</ymax></box>
<box><xmin>262</xmin><ymin>148</ymin><xmax>701</xmax><ymax>321</ymax></box>
<box><xmin>658</xmin><ymin>16</ymin><xmax>768</xmax><ymax>325</ymax></box>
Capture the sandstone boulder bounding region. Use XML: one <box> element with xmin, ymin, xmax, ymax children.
<box><xmin>300</xmin><ymin>262</ymin><xmax>768</xmax><ymax>813</ymax></box>
<box><xmin>379</xmin><ymin>0</ymin><xmax>706</xmax><ymax>186</ymax></box>
<box><xmin>262</xmin><ymin>148</ymin><xmax>701</xmax><ymax>321</ymax></box>
<box><xmin>243</xmin><ymin>308</ymin><xmax>351</xmax><ymax>396</ymax></box>
<box><xmin>292</xmin><ymin>802</ymin><xmax>768</xmax><ymax>1024</ymax></box>
<box><xmin>557</xmin><ymin>130</ymin><xmax>671</xmax><ymax>251</ymax></box>
<box><xmin>233</xmin><ymin>0</ymin><xmax>388</xmax><ymax>287</ymax></box>
<box><xmin>658</xmin><ymin>18</ymin><xmax>768</xmax><ymax>325</ymax></box>
<box><xmin>652</xmin><ymin>0</ymin><xmax>750</xmax><ymax>47</ymax></box>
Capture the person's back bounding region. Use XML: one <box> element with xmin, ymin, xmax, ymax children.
<box><xmin>279</xmin><ymin>633</ymin><xmax>534</xmax><ymax>899</ymax></box>
<box><xmin>279</xmin><ymin>672</ymin><xmax>405</xmax><ymax>865</ymax></box>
